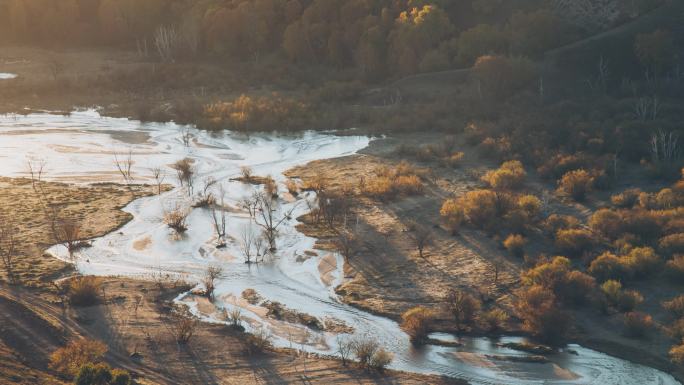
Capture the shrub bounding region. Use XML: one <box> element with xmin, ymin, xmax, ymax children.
<box><xmin>659</xmin><ymin>233</ymin><xmax>684</xmax><ymax>255</ymax></box>
<box><xmin>589</xmin><ymin>209</ymin><xmax>623</xmax><ymax>240</ymax></box>
<box><xmin>445</xmin><ymin>289</ymin><xmax>481</xmax><ymax>330</ymax></box>
<box><xmin>203</xmin><ymin>94</ymin><xmax>311</xmax><ymax>132</ymax></box>
<box><xmin>68</xmin><ymin>277</ymin><xmax>101</xmax><ymax>306</ymax></box>
<box><xmin>481</xmin><ymin>309</ymin><xmax>509</xmax><ymax>332</ymax></box>
<box><xmin>670</xmin><ymin>342</ymin><xmax>684</xmax><ymax>364</ymax></box>
<box><xmin>663</xmin><ymin>296</ymin><xmax>684</xmax><ymax>318</ymax></box>
<box><xmin>602</xmin><ymin>280</ymin><xmax>643</xmax><ymax>313</ymax></box>
<box><xmin>555</xmin><ymin>228</ymin><xmax>596</xmax><ymax>258</ymax></box>
<box><xmin>557</xmin><ymin>169</ymin><xmax>593</xmax><ymax>201</ymax></box>
<box><xmin>503</xmin><ymin>234</ymin><xmax>526</xmax><ymax>258</ymax></box>
<box><xmin>516</xmin><ymin>285</ymin><xmax>570</xmax><ymax>345</ymax></box>
<box><xmin>538</xmin><ymin>153</ymin><xmax>589</xmax><ymax>179</ymax></box>
<box><xmin>666</xmin><ymin>255</ymin><xmax>684</xmax><ymax>280</ymax></box>
<box><xmin>544</xmin><ymin>214</ymin><xmax>580</xmax><ymax>234</ymax></box>
<box><xmin>623</xmin><ymin>247</ymin><xmax>661</xmax><ymax>278</ymax></box>
<box><xmin>444</xmin><ymin>152</ymin><xmax>465</xmax><ymax>168</ymax></box>
<box><xmin>401</xmin><ymin>306</ymin><xmax>435</xmax><ymax>344</ymax></box>
<box><xmin>666</xmin><ymin>319</ymin><xmax>684</xmax><ymax>342</ymax></box>
<box><xmin>611</xmin><ymin>188</ymin><xmax>642</xmax><ymax>208</ymax></box>
<box><xmin>245</xmin><ymin>327</ymin><xmax>272</xmax><ymax>354</ymax></box>
<box><xmin>440</xmin><ymin>198</ymin><xmax>465</xmax><ymax>235</ymax></box>
<box><xmin>623</xmin><ymin>312</ymin><xmax>653</xmax><ymax>338</ymax></box>
<box><xmin>169</xmin><ymin>305</ymin><xmax>199</xmax><ymax>345</ymax></box>
<box><xmin>517</xmin><ymin>195</ymin><xmax>542</xmax><ymax>222</ymax></box>
<box><xmin>74</xmin><ymin>363</ymin><xmax>112</xmax><ymax>385</ymax></box>
<box><xmin>482</xmin><ymin>160</ymin><xmax>526</xmax><ymax>190</ymax></box>
<box><xmin>588</xmin><ymin>252</ymin><xmax>627</xmax><ymax>282</ymax></box>
<box><xmin>369</xmin><ymin>348</ymin><xmax>393</xmax><ymax>371</ymax></box>
<box><xmin>601</xmin><ymin>280</ymin><xmax>622</xmax><ymax>306</ymax></box>
<box><xmin>164</xmin><ymin>206</ymin><xmax>189</xmax><ymax>233</ymax></box>
<box><xmin>460</xmin><ymin>189</ymin><xmax>501</xmax><ymax>229</ymax></box>
<box><xmin>110</xmin><ymin>369</ymin><xmax>132</xmax><ymax>385</ymax></box>
<box><xmin>49</xmin><ymin>339</ymin><xmax>107</xmax><ymax>378</ymax></box>
<box><xmin>522</xmin><ymin>256</ymin><xmax>595</xmax><ymax>305</ymax></box>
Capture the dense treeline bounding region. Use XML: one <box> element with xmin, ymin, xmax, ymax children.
<box><xmin>0</xmin><ymin>0</ymin><xmax>663</xmax><ymax>80</ymax></box>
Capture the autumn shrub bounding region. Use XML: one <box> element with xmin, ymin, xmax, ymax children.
<box><xmin>589</xmin><ymin>208</ymin><xmax>623</xmax><ymax>240</ymax></box>
<box><xmin>444</xmin><ymin>152</ymin><xmax>465</xmax><ymax>168</ymax></box>
<box><xmin>203</xmin><ymin>94</ymin><xmax>311</xmax><ymax>132</ymax></box>
<box><xmin>74</xmin><ymin>363</ymin><xmax>112</xmax><ymax>385</ymax></box>
<box><xmin>622</xmin><ymin>247</ymin><xmax>661</xmax><ymax>278</ymax></box>
<box><xmin>368</xmin><ymin>348</ymin><xmax>393</xmax><ymax>371</ymax></box>
<box><xmin>459</xmin><ymin>189</ymin><xmax>501</xmax><ymax>229</ymax></box>
<box><xmin>659</xmin><ymin>233</ymin><xmax>684</xmax><ymax>255</ymax></box>
<box><xmin>538</xmin><ymin>153</ymin><xmax>590</xmax><ymax>179</ymax></box>
<box><xmin>440</xmin><ymin>198</ymin><xmax>465</xmax><ymax>234</ymax></box>
<box><xmin>503</xmin><ymin>234</ymin><xmax>526</xmax><ymax>258</ymax></box>
<box><xmin>164</xmin><ymin>206</ymin><xmax>189</xmax><ymax>233</ymax></box>
<box><xmin>670</xmin><ymin>342</ymin><xmax>684</xmax><ymax>364</ymax></box>
<box><xmin>68</xmin><ymin>276</ymin><xmax>101</xmax><ymax>306</ymax></box>
<box><xmin>351</xmin><ymin>337</ymin><xmax>392</xmax><ymax>371</ymax></box>
<box><xmin>663</xmin><ymin>295</ymin><xmax>684</xmax><ymax>318</ymax></box>
<box><xmin>482</xmin><ymin>160</ymin><xmax>526</xmax><ymax>190</ymax></box>
<box><xmin>49</xmin><ymin>339</ymin><xmax>107</xmax><ymax>378</ymax></box>
<box><xmin>544</xmin><ymin>214</ymin><xmax>580</xmax><ymax>234</ymax></box>
<box><xmin>588</xmin><ymin>252</ymin><xmax>627</xmax><ymax>282</ymax></box>
<box><xmin>517</xmin><ymin>194</ymin><xmax>542</xmax><ymax>223</ymax></box>
<box><xmin>666</xmin><ymin>319</ymin><xmax>684</xmax><ymax>342</ymax></box>
<box><xmin>522</xmin><ymin>256</ymin><xmax>595</xmax><ymax>305</ymax></box>
<box><xmin>601</xmin><ymin>280</ymin><xmax>643</xmax><ymax>312</ymax></box>
<box><xmin>623</xmin><ymin>312</ymin><xmax>653</xmax><ymax>338</ymax></box>
<box><xmin>516</xmin><ymin>285</ymin><xmax>570</xmax><ymax>345</ymax></box>
<box><xmin>481</xmin><ymin>309</ymin><xmax>509</xmax><ymax>333</ymax></box>
<box><xmin>401</xmin><ymin>307</ymin><xmax>435</xmax><ymax>344</ymax></box>
<box><xmin>611</xmin><ymin>188</ymin><xmax>642</xmax><ymax>208</ymax></box>
<box><xmin>557</xmin><ymin>169</ymin><xmax>593</xmax><ymax>201</ymax></box>
<box><xmin>666</xmin><ymin>255</ymin><xmax>684</xmax><ymax>280</ymax></box>
<box><xmin>554</xmin><ymin>228</ymin><xmax>596</xmax><ymax>258</ymax></box>
<box><xmin>444</xmin><ymin>289</ymin><xmax>481</xmax><ymax>330</ymax></box>
<box><xmin>363</xmin><ymin>162</ymin><xmax>424</xmax><ymax>200</ymax></box>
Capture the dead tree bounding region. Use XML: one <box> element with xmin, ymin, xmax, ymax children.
<box><xmin>154</xmin><ymin>25</ymin><xmax>180</xmax><ymax>62</ymax></box>
<box><xmin>171</xmin><ymin>158</ymin><xmax>195</xmax><ymax>196</ymax></box>
<box><xmin>169</xmin><ymin>304</ymin><xmax>199</xmax><ymax>345</ymax></box>
<box><xmin>151</xmin><ymin>167</ymin><xmax>165</xmax><ymax>195</ymax></box>
<box><xmin>253</xmin><ymin>192</ymin><xmax>295</xmax><ymax>251</ymax></box>
<box><xmin>409</xmin><ymin>224</ymin><xmax>433</xmax><ymax>259</ymax></box>
<box><xmin>0</xmin><ymin>218</ymin><xmax>17</xmax><ymax>284</ymax></box>
<box><xmin>651</xmin><ymin>130</ymin><xmax>680</xmax><ymax>165</ymax></box>
<box><xmin>114</xmin><ymin>150</ymin><xmax>134</xmax><ymax>184</ymax></box>
<box><xmin>210</xmin><ymin>185</ymin><xmax>227</xmax><ymax>247</ymax></box>
<box><xmin>26</xmin><ymin>158</ymin><xmax>46</xmax><ymax>192</ymax></box>
<box><xmin>202</xmin><ymin>265</ymin><xmax>223</xmax><ymax>299</ymax></box>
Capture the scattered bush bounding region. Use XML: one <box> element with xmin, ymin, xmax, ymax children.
<box><xmin>482</xmin><ymin>160</ymin><xmax>526</xmax><ymax>190</ymax></box>
<box><xmin>351</xmin><ymin>336</ymin><xmax>392</xmax><ymax>371</ymax></box>
<box><xmin>516</xmin><ymin>285</ymin><xmax>570</xmax><ymax>345</ymax></box>
<box><xmin>544</xmin><ymin>214</ymin><xmax>580</xmax><ymax>234</ymax></box>
<box><xmin>444</xmin><ymin>289</ymin><xmax>481</xmax><ymax>330</ymax></box>
<box><xmin>522</xmin><ymin>256</ymin><xmax>595</xmax><ymax>305</ymax></box>
<box><xmin>659</xmin><ymin>233</ymin><xmax>684</xmax><ymax>255</ymax></box>
<box><xmin>557</xmin><ymin>169</ymin><xmax>593</xmax><ymax>201</ymax></box>
<box><xmin>440</xmin><ymin>198</ymin><xmax>465</xmax><ymax>235</ymax></box>
<box><xmin>68</xmin><ymin>277</ymin><xmax>101</xmax><ymax>306</ymax></box>
<box><xmin>611</xmin><ymin>188</ymin><xmax>642</xmax><ymax>208</ymax></box>
<box><xmin>164</xmin><ymin>206</ymin><xmax>189</xmax><ymax>233</ymax></box>
<box><xmin>460</xmin><ymin>189</ymin><xmax>500</xmax><ymax>229</ymax></box>
<box><xmin>362</xmin><ymin>161</ymin><xmax>424</xmax><ymax>200</ymax></box>
<box><xmin>622</xmin><ymin>247</ymin><xmax>661</xmax><ymax>278</ymax></box>
<box><xmin>666</xmin><ymin>255</ymin><xmax>684</xmax><ymax>280</ymax></box>
<box><xmin>401</xmin><ymin>306</ymin><xmax>435</xmax><ymax>344</ymax></box>
<box><xmin>623</xmin><ymin>312</ymin><xmax>653</xmax><ymax>338</ymax></box>
<box><xmin>203</xmin><ymin>94</ymin><xmax>311</xmax><ymax>132</ymax></box>
<box><xmin>503</xmin><ymin>234</ymin><xmax>526</xmax><ymax>258</ymax></box>
<box><xmin>663</xmin><ymin>295</ymin><xmax>684</xmax><ymax>318</ymax></box>
<box><xmin>75</xmin><ymin>363</ymin><xmax>130</xmax><ymax>385</ymax></box>
<box><xmin>589</xmin><ymin>208</ymin><xmax>623</xmax><ymax>240</ymax></box>
<box><xmin>601</xmin><ymin>280</ymin><xmax>643</xmax><ymax>312</ymax></box>
<box><xmin>517</xmin><ymin>194</ymin><xmax>542</xmax><ymax>223</ymax></box>
<box><xmin>670</xmin><ymin>342</ymin><xmax>684</xmax><ymax>364</ymax></box>
<box><xmin>49</xmin><ymin>339</ymin><xmax>107</xmax><ymax>378</ymax></box>
<box><xmin>554</xmin><ymin>228</ymin><xmax>596</xmax><ymax>258</ymax></box>
<box><xmin>588</xmin><ymin>252</ymin><xmax>627</xmax><ymax>282</ymax></box>
<box><xmin>369</xmin><ymin>348</ymin><xmax>393</xmax><ymax>371</ymax></box>
<box><xmin>481</xmin><ymin>308</ymin><xmax>509</xmax><ymax>333</ymax></box>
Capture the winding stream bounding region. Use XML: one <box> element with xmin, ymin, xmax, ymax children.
<box><xmin>0</xmin><ymin>110</ymin><xmax>679</xmax><ymax>385</ymax></box>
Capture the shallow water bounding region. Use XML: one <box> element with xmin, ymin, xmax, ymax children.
<box><xmin>0</xmin><ymin>73</ymin><xmax>17</xmax><ymax>80</ymax></box>
<box><xmin>0</xmin><ymin>110</ymin><xmax>679</xmax><ymax>385</ymax></box>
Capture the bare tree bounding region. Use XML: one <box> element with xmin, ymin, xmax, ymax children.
<box><xmin>169</xmin><ymin>304</ymin><xmax>198</xmax><ymax>344</ymax></box>
<box><xmin>151</xmin><ymin>167</ymin><xmax>165</xmax><ymax>195</ymax></box>
<box><xmin>336</xmin><ymin>336</ymin><xmax>354</xmax><ymax>366</ymax></box>
<box><xmin>114</xmin><ymin>150</ymin><xmax>134</xmax><ymax>184</ymax></box>
<box><xmin>154</xmin><ymin>25</ymin><xmax>180</xmax><ymax>62</ymax></box>
<box><xmin>171</xmin><ymin>158</ymin><xmax>195</xmax><ymax>196</ymax></box>
<box><xmin>180</xmin><ymin>126</ymin><xmax>192</xmax><ymax>147</ymax></box>
<box><xmin>0</xmin><ymin>218</ymin><xmax>17</xmax><ymax>284</ymax></box>
<box><xmin>253</xmin><ymin>192</ymin><xmax>295</xmax><ymax>251</ymax></box>
<box><xmin>409</xmin><ymin>224</ymin><xmax>433</xmax><ymax>259</ymax></box>
<box><xmin>211</xmin><ymin>185</ymin><xmax>227</xmax><ymax>247</ymax></box>
<box><xmin>334</xmin><ymin>228</ymin><xmax>359</xmax><ymax>262</ymax></box>
<box><xmin>240</xmin><ymin>191</ymin><xmax>260</xmax><ymax>218</ymax></box>
<box><xmin>202</xmin><ymin>265</ymin><xmax>224</xmax><ymax>299</ymax></box>
<box><xmin>26</xmin><ymin>157</ymin><xmax>46</xmax><ymax>192</ymax></box>
<box><xmin>164</xmin><ymin>205</ymin><xmax>189</xmax><ymax>234</ymax></box>
<box><xmin>54</xmin><ymin>220</ymin><xmax>84</xmax><ymax>259</ymax></box>
<box><xmin>196</xmin><ymin>177</ymin><xmax>217</xmax><ymax>207</ymax></box>
<box><xmin>651</xmin><ymin>130</ymin><xmax>680</xmax><ymax>165</ymax></box>
<box><xmin>239</xmin><ymin>225</ymin><xmax>256</xmax><ymax>264</ymax></box>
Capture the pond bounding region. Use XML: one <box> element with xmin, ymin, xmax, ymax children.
<box><xmin>0</xmin><ymin>110</ymin><xmax>679</xmax><ymax>385</ymax></box>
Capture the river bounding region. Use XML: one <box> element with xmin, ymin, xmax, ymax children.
<box><xmin>0</xmin><ymin>110</ymin><xmax>678</xmax><ymax>385</ymax></box>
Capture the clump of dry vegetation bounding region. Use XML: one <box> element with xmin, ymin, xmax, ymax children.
<box><xmin>67</xmin><ymin>276</ymin><xmax>102</xmax><ymax>306</ymax></box>
<box><xmin>362</xmin><ymin>161</ymin><xmax>426</xmax><ymax>200</ymax></box>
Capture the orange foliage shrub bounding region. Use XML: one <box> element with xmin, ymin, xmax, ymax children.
<box><xmin>557</xmin><ymin>169</ymin><xmax>593</xmax><ymax>201</ymax></box>
<box><xmin>49</xmin><ymin>339</ymin><xmax>107</xmax><ymax>378</ymax></box>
